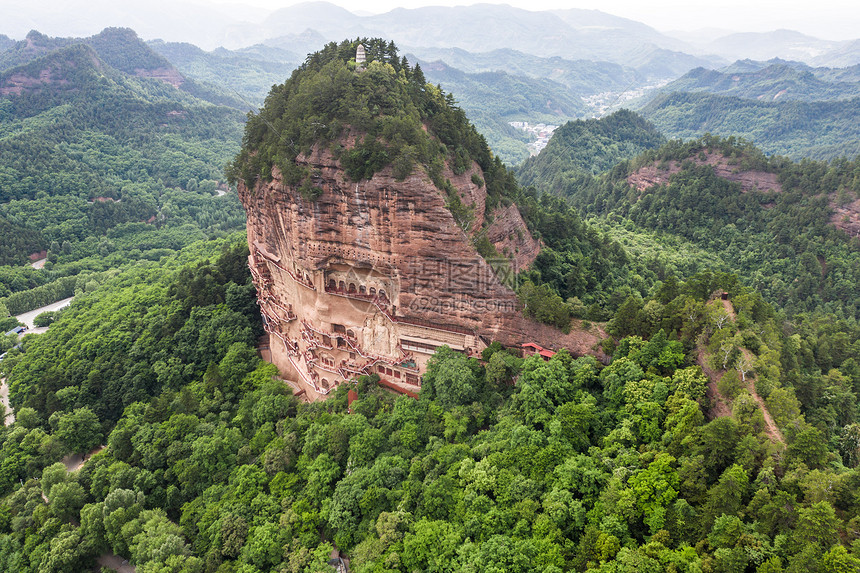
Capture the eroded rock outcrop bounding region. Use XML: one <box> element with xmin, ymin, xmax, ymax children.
<box><xmin>235</xmin><ymin>39</ymin><xmax>605</xmax><ymax>399</ymax></box>
<box><xmin>627</xmin><ymin>151</ymin><xmax>782</xmax><ymax>195</ymax></box>
<box><xmin>240</xmin><ymin>142</ymin><xmax>551</xmax><ymax>398</ymax></box>
<box><xmin>486</xmin><ymin>203</ymin><xmax>541</xmax><ymax>271</ymax></box>
<box><xmin>831</xmin><ymin>197</ymin><xmax>860</xmax><ymax>238</ymax></box>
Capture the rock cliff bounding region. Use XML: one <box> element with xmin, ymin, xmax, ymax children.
<box><xmin>242</xmin><ymin>141</ymin><xmax>527</xmax><ymax>329</ymax></box>
<box><xmin>240</xmin><ymin>139</ymin><xmax>609</xmax><ymax>399</ymax></box>
<box><xmin>234</xmin><ymin>39</ymin><xmax>601</xmax><ymax>399</ymax></box>
<box><xmin>241</xmin><ymin>139</ymin><xmax>546</xmax><ymax>397</ymax></box>
<box><xmin>627</xmin><ymin>151</ymin><xmax>783</xmax><ymax>195</ymax></box>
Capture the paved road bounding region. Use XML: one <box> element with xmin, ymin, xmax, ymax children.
<box><xmin>14</xmin><ymin>296</ymin><xmax>74</xmax><ymax>329</ymax></box>
<box><xmin>31</xmin><ymin>258</ymin><xmax>46</xmax><ymax>269</ymax></box>
<box><xmin>1</xmin><ymin>377</ymin><xmax>12</xmax><ymax>426</ymax></box>
<box><xmin>2</xmin><ymin>296</ymin><xmax>76</xmax><ymax>425</ymax></box>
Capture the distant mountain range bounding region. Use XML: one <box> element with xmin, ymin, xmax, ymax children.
<box><xmin>647</xmin><ymin>60</ymin><xmax>860</xmax><ymax>102</ymax></box>
<box><xmin>1</xmin><ymin>1</ymin><xmax>858</xmax><ymax>70</ymax></box>
<box><xmin>0</xmin><ymin>27</ymin><xmax>247</xmax><ymax>265</ymax></box>
<box><xmin>147</xmin><ymin>40</ymin><xmax>302</xmax><ymax>107</ymax></box>
<box><xmin>3</xmin><ymin>21</ymin><xmax>859</xmax><ymax>166</ymax></box>
<box><xmin>0</xmin><ymin>28</ymin><xmax>248</xmax><ymax>109</ymax></box>
<box><xmin>402</xmin><ymin>47</ymin><xmax>641</xmax><ymax>94</ymax></box>
<box><xmin>702</xmin><ymin>29</ymin><xmax>841</xmax><ymax>63</ymax></box>
<box><xmin>0</xmin><ymin>27</ymin><xmax>245</xmax><ymax>226</ymax></box>
<box><xmin>255</xmin><ymin>2</ymin><xmax>724</xmax><ymax>79</ymax></box>
<box><xmin>1</xmin><ymin>1</ymin><xmax>858</xmax><ymax>163</ymax></box>
<box><xmin>627</xmin><ymin>58</ymin><xmax>860</xmax><ymax>160</ymax></box>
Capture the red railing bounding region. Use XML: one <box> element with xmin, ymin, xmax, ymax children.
<box><xmin>323</xmin><ymin>286</ymin><xmax>475</xmax><ymax>337</ymax></box>
<box><xmin>324</xmin><ymin>286</ymin><xmax>394</xmax><ymax>318</ymax></box>
<box><xmin>286</xmin><ymin>353</ymin><xmax>327</xmax><ymax>395</ymax></box>
<box><xmin>309</xmin><ymin>360</ymin><xmax>340</xmax><ymax>375</ymax></box>
<box><xmin>263</xmin><ymin>297</ymin><xmax>296</xmax><ymax>321</ymax></box>
<box><xmin>253</xmin><ymin>246</ymin><xmax>315</xmax><ymax>291</ymax></box>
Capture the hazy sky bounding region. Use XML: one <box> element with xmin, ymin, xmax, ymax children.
<box><xmin>0</xmin><ymin>0</ymin><xmax>857</xmax><ymax>44</ymax></box>
<box><xmin>208</xmin><ymin>0</ymin><xmax>858</xmax><ymax>40</ymax></box>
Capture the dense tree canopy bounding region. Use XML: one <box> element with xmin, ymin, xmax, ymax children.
<box><xmin>0</xmin><ymin>233</ymin><xmax>858</xmax><ymax>572</ymax></box>
<box><xmin>0</xmin><ymin>31</ymin><xmax>248</xmax><ymax>315</ymax></box>
<box><xmin>3</xmin><ymin>33</ymin><xmax>860</xmax><ymax>573</ymax></box>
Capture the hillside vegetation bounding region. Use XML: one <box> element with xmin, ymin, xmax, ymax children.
<box><xmin>520</xmin><ymin>119</ymin><xmax>860</xmax><ymax>317</ymax></box>
<box><xmin>2</xmin><ymin>35</ymin><xmax>860</xmax><ymax>573</ymax></box>
<box><xmin>0</xmin><ymin>29</ymin><xmax>247</xmax><ymax>313</ymax></box>
<box><xmin>2</xmin><ymin>229</ymin><xmax>860</xmax><ymax>572</ymax></box>
<box><xmin>641</xmin><ymin>92</ymin><xmax>860</xmax><ymax>160</ymax></box>
<box><xmin>516</xmin><ymin>110</ymin><xmax>665</xmax><ymax>188</ymax></box>
<box><xmin>635</xmin><ymin>60</ymin><xmax>860</xmax><ymax>160</ymax></box>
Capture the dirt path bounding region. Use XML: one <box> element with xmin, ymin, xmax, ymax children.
<box><xmin>697</xmin><ymin>346</ymin><xmax>732</xmax><ymax>419</ymax></box>
<box><xmin>740</xmin><ymin>348</ymin><xmax>785</xmax><ymax>444</ymax></box>
<box><xmin>96</xmin><ymin>553</ymin><xmax>136</xmax><ymax>573</ymax></box>
<box><xmin>63</xmin><ymin>445</ymin><xmax>106</xmax><ymax>472</ymax></box>
<box><xmin>697</xmin><ymin>298</ymin><xmax>785</xmax><ymax>444</ymax></box>
<box><xmin>721</xmin><ymin>298</ymin><xmax>736</xmax><ymax>320</ymax></box>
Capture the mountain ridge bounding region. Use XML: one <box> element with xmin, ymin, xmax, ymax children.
<box><xmin>0</xmin><ymin>27</ymin><xmax>247</xmax><ymax>268</ymax></box>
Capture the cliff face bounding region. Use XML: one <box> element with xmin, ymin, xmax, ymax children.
<box><xmin>486</xmin><ymin>203</ymin><xmax>541</xmax><ymax>271</ymax></box>
<box><xmin>244</xmin><ymin>142</ymin><xmax>523</xmax><ymax>327</ymax></box>
<box><xmin>240</xmin><ymin>141</ymin><xmax>571</xmax><ymax>398</ymax></box>
<box><xmin>627</xmin><ymin>152</ymin><xmax>783</xmax><ymax>195</ymax></box>
<box><xmin>234</xmin><ymin>39</ymin><xmax>606</xmax><ymax>399</ymax></box>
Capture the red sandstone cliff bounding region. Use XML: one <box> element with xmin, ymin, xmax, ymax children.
<box><xmin>239</xmin><ymin>137</ymin><xmax>602</xmax><ymax>397</ymax></box>
<box><xmin>240</xmin><ymin>142</ymin><xmax>526</xmax><ymax>337</ymax></box>
<box><xmin>627</xmin><ymin>151</ymin><xmax>783</xmax><ymax>195</ymax></box>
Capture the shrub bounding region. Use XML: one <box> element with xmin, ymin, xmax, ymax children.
<box><xmin>33</xmin><ymin>311</ymin><xmax>58</xmax><ymax>327</ymax></box>
<box><xmin>518</xmin><ymin>280</ymin><xmax>571</xmax><ymax>332</ymax></box>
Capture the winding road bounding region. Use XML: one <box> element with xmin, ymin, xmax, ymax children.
<box><xmin>1</xmin><ymin>296</ymin><xmax>75</xmax><ymax>426</ymax></box>
<box><xmin>1</xmin><ymin>376</ymin><xmax>12</xmax><ymax>425</ymax></box>
<box><xmin>15</xmin><ymin>296</ymin><xmax>74</xmax><ymax>330</ymax></box>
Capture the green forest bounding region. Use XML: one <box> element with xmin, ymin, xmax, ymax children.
<box><xmin>3</xmin><ymin>33</ymin><xmax>860</xmax><ymax>573</ymax></box>
<box><xmin>3</xmin><ymin>231</ymin><xmax>860</xmax><ymax>572</ymax></box>
<box><xmin>519</xmin><ymin>126</ymin><xmax>860</xmax><ymax>320</ymax></box>
<box><xmin>0</xmin><ymin>30</ymin><xmax>248</xmax><ymax>316</ymax></box>
<box><xmin>626</xmin><ymin>58</ymin><xmax>860</xmax><ymax>161</ymax></box>
<box><xmin>516</xmin><ymin>110</ymin><xmax>666</xmax><ymax>187</ymax></box>
<box><xmin>639</xmin><ymin>91</ymin><xmax>860</xmax><ymax>161</ymax></box>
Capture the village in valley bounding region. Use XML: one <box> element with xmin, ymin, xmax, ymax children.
<box><xmin>508</xmin><ymin>121</ymin><xmax>559</xmax><ymax>155</ymax></box>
